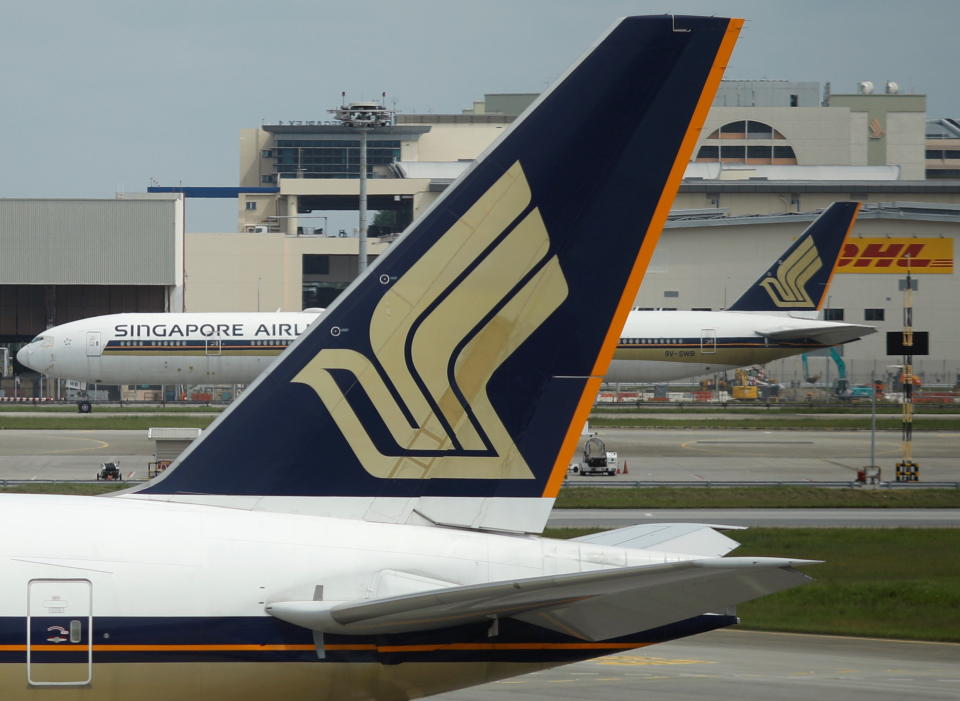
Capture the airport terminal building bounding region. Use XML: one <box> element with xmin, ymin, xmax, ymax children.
<box><xmin>2</xmin><ymin>81</ymin><xmax>959</xmax><ymax>392</ymax></box>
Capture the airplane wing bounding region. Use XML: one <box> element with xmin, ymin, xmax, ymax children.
<box><xmin>572</xmin><ymin>522</ymin><xmax>746</xmax><ymax>557</ymax></box>
<box><xmin>267</xmin><ymin>557</ymin><xmax>816</xmax><ymax>642</ymax></box>
<box><xmin>759</xmin><ymin>323</ymin><xmax>876</xmax><ymax>347</ymax></box>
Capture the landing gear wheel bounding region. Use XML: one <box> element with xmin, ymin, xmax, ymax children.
<box><xmin>78</xmin><ymin>401</ymin><xmax>92</xmax><ymax>413</ymax></box>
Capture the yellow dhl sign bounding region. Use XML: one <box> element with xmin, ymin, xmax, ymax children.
<box><xmin>837</xmin><ymin>238</ymin><xmax>953</xmax><ymax>274</ymax></box>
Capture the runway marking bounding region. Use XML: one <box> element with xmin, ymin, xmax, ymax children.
<box><xmin>42</xmin><ymin>432</ymin><xmax>111</xmax><ymax>455</ymax></box>
<box><xmin>694</xmin><ymin>441</ymin><xmax>815</xmax><ymax>445</ymax></box>
<box><xmin>595</xmin><ymin>655</ymin><xmax>715</xmax><ymax>666</ymax></box>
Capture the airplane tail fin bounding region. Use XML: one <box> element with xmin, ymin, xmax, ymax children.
<box><xmin>126</xmin><ymin>16</ymin><xmax>742</xmax><ymax>532</ymax></box>
<box><xmin>727</xmin><ymin>202</ymin><xmax>861</xmax><ymax>312</ymax></box>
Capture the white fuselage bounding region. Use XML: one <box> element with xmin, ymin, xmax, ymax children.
<box><xmin>16</xmin><ymin>312</ymin><xmax>317</xmax><ymax>385</ymax></box>
<box><xmin>0</xmin><ymin>493</ymin><xmax>681</xmax><ymax>699</ymax></box>
<box><xmin>608</xmin><ymin>310</ymin><xmax>864</xmax><ymax>383</ymax></box>
<box><xmin>17</xmin><ymin>310</ymin><xmax>866</xmax><ymax>386</ymax></box>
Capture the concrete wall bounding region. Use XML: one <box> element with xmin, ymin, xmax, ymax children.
<box><xmin>184</xmin><ymin>233</ymin><xmax>390</xmax><ymax>312</ymax></box>
<box><xmin>887</xmin><ymin>112</ymin><xmax>927</xmax><ymax>179</ymax></box>
<box><xmin>414</xmin><ymin>124</ymin><xmax>508</xmax><ymax>162</ymax></box>
<box><xmin>698</xmin><ymin>107</ymin><xmax>861</xmax><ymax>166</ymax></box>
<box><xmin>713</xmin><ymin>81</ymin><xmax>820</xmax><ymax>108</ymax></box>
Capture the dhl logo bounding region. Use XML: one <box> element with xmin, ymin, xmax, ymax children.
<box><xmin>836</xmin><ymin>238</ymin><xmax>953</xmax><ymax>274</ymax></box>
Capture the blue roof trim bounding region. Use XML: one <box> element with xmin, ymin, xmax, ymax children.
<box><xmin>147</xmin><ymin>187</ymin><xmax>280</xmax><ymax>198</ymax></box>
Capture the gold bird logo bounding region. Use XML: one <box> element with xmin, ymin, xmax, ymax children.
<box><xmin>759</xmin><ymin>237</ymin><xmax>822</xmax><ymax>308</ymax></box>
<box><xmin>291</xmin><ymin>162</ymin><xmax>568</xmax><ymax>479</ymax></box>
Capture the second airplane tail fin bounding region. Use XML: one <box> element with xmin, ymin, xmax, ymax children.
<box><xmin>728</xmin><ymin>202</ymin><xmax>861</xmax><ymax>312</ymax></box>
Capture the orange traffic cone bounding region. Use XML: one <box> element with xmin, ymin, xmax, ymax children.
<box><xmin>622</xmin><ymin>461</ymin><xmax>629</xmax><ymax>474</ymax></box>
<box><xmin>616</xmin><ymin>466</ymin><xmax>621</xmax><ymax>474</ymax></box>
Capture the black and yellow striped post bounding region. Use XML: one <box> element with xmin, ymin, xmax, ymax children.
<box><xmin>896</xmin><ymin>268</ymin><xmax>920</xmax><ymax>482</ymax></box>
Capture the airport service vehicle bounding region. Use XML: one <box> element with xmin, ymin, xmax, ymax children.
<box><xmin>575</xmin><ymin>434</ymin><xmax>619</xmax><ymax>476</ymax></box>
<box><xmin>1</xmin><ymin>19</ymin><xmax>816</xmax><ymax>698</ymax></box>
<box><xmin>17</xmin><ymin>206</ymin><xmax>872</xmax><ymax>388</ymax></box>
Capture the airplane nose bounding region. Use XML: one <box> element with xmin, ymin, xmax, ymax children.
<box><xmin>15</xmin><ymin>345</ymin><xmax>31</xmax><ymax>367</ymax></box>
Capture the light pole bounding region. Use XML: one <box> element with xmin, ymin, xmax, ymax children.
<box><xmin>329</xmin><ymin>93</ymin><xmax>395</xmax><ymax>275</ymax></box>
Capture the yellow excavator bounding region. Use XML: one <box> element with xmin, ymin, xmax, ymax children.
<box><xmin>731</xmin><ymin>368</ymin><xmax>758</xmax><ymax>400</ymax></box>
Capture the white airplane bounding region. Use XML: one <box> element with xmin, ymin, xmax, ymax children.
<box><xmin>1</xmin><ymin>16</ymin><xmax>817</xmax><ymax>699</ymax></box>
<box><xmin>17</xmin><ymin>311</ymin><xmax>317</xmax><ymax>386</ymax></box>
<box><xmin>613</xmin><ymin>200</ymin><xmax>874</xmax><ymax>381</ymax></box>
<box><xmin>17</xmin><ymin>205</ymin><xmax>873</xmax><ymax>388</ymax></box>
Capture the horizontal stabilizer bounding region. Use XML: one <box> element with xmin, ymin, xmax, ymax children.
<box><xmin>759</xmin><ymin>322</ymin><xmax>876</xmax><ymax>347</ymax></box>
<box><xmin>266</xmin><ymin>557</ymin><xmax>816</xmax><ymax>641</ymax></box>
<box><xmin>572</xmin><ymin>523</ymin><xmax>745</xmax><ymax>557</ymax></box>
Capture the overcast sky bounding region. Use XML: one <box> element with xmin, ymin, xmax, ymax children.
<box><xmin>2</xmin><ymin>0</ymin><xmax>957</xmax><ymax>232</ymax></box>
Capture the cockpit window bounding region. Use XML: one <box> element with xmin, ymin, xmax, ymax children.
<box><xmin>29</xmin><ymin>335</ymin><xmax>53</xmax><ymax>347</ymax></box>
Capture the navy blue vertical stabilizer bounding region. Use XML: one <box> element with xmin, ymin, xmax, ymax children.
<box><xmin>728</xmin><ymin>202</ymin><xmax>861</xmax><ymax>312</ymax></box>
<box><xmin>136</xmin><ymin>16</ymin><xmax>739</xmax><ymax>499</ymax></box>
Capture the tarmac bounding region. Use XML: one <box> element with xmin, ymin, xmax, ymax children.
<box><xmin>572</xmin><ymin>428</ymin><xmax>960</xmax><ymax>482</ymax></box>
<box><xmin>431</xmin><ymin>629</ymin><xmax>960</xmax><ymax>701</ymax></box>
<box><xmin>1</xmin><ymin>427</ymin><xmax>958</xmax><ymax>484</ymax></box>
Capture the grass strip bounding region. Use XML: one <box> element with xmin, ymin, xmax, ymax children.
<box><xmin>543</xmin><ymin>527</ymin><xmax>960</xmax><ymax>642</ymax></box>
<box><xmin>0</xmin><ymin>483</ymin><xmax>131</xmax><ymax>495</ymax></box>
<box><xmin>0</xmin><ymin>415</ymin><xmax>215</xmax><ymax>430</ymax></box>
<box><xmin>592</xmin><ymin>405</ymin><xmax>958</xmax><ymax>415</ymax></box>
<box><xmin>5</xmin><ymin>483</ymin><xmax>959</xmax><ymax>507</ymax></box>
<box><xmin>556</xmin><ymin>486</ymin><xmax>960</xmax><ymax>509</ymax></box>
<box><xmin>588</xmin><ymin>416</ymin><xmax>960</xmax><ymax>430</ymax></box>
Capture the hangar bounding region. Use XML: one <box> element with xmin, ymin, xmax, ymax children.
<box><xmin>0</xmin><ymin>194</ymin><xmax>183</xmax><ymax>344</ymax></box>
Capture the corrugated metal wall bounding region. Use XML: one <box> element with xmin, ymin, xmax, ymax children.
<box><xmin>0</xmin><ymin>199</ymin><xmax>176</xmax><ymax>284</ymax></box>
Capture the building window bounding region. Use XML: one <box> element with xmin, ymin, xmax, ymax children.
<box><xmin>706</xmin><ymin>121</ymin><xmax>786</xmax><ymax>140</ymax></box>
<box><xmin>245</xmin><ymin>201</ymin><xmax>257</xmax><ymax>211</ymax></box>
<box><xmin>824</xmin><ymin>308</ymin><xmax>844</xmax><ymax>321</ymax></box>
<box><xmin>696</xmin><ymin>145</ymin><xmax>719</xmax><ymax>162</ymax></box>
<box><xmin>718</xmin><ymin>121</ymin><xmax>746</xmax><ymax>139</ymax></box>
<box><xmin>865</xmin><ymin>309</ymin><xmax>885</xmax><ymax>321</ymax></box>
<box><xmin>770</xmin><ymin>145</ymin><xmax>798</xmax><ymax>164</ymax></box>
<box><xmin>261</xmin><ymin>149</ymin><xmax>274</xmax><ymax>158</ymax></box>
<box><xmin>789</xmin><ymin>94</ymin><xmax>798</xmax><ymax>107</ymax></box>
<box><xmin>302</xmin><ymin>254</ymin><xmax>330</xmax><ymax>276</ymax></box>
<box><xmin>261</xmin><ymin>174</ymin><xmax>276</xmax><ymax>184</ymax></box>
<box><xmin>273</xmin><ymin>138</ymin><xmax>402</xmax><ymax>179</ymax></box>
<box><xmin>746</xmin><ymin>120</ymin><xmax>773</xmax><ymax>138</ymax></box>
<box><xmin>663</xmin><ymin>290</ymin><xmax>679</xmax><ymax>298</ymax></box>
<box><xmin>720</xmin><ymin>145</ymin><xmax>745</xmax><ymax>162</ymax></box>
